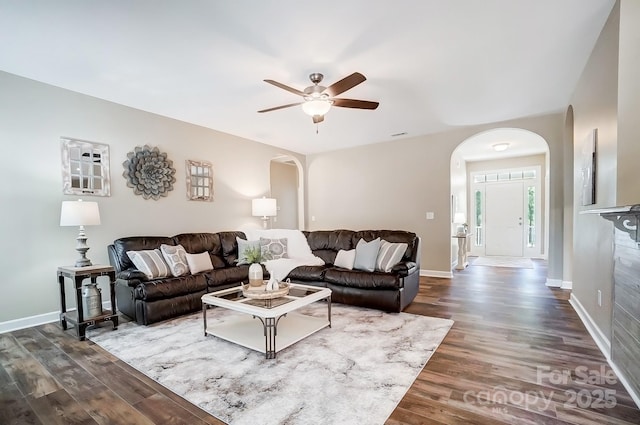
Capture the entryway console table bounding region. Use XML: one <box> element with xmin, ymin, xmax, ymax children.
<box><xmin>57</xmin><ymin>264</ymin><xmax>118</xmax><ymax>340</ymax></box>
<box><xmin>452</xmin><ymin>233</ymin><xmax>472</xmax><ymax>271</ymax></box>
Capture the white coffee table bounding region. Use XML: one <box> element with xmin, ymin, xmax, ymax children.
<box><xmin>202</xmin><ymin>283</ymin><xmax>331</xmax><ymax>359</ymax></box>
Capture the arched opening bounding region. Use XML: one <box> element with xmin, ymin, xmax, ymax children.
<box><xmin>450</xmin><ymin>128</ymin><xmax>550</xmax><ymax>269</ymax></box>
<box><xmin>269</xmin><ymin>154</ymin><xmax>305</xmax><ymax>230</ymax></box>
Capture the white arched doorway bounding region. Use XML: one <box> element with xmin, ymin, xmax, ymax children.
<box><xmin>450</xmin><ymin>128</ymin><xmax>550</xmax><ymax>265</ymax></box>
<box><xmin>269</xmin><ymin>154</ymin><xmax>305</xmax><ymax>230</ymax></box>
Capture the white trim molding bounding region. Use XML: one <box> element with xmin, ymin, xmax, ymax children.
<box><xmin>421</xmin><ymin>269</ymin><xmax>453</xmax><ymax>279</ymax></box>
<box><xmin>0</xmin><ymin>301</ymin><xmax>112</xmax><ymax>334</ymax></box>
<box><xmin>569</xmin><ymin>293</ymin><xmax>611</xmax><ymax>355</ymax></box>
<box><xmin>545</xmin><ymin>278</ymin><xmax>562</xmax><ymax>288</ymax></box>
<box><xmin>546</xmin><ymin>278</ymin><xmax>571</xmax><ymax>289</ymax></box>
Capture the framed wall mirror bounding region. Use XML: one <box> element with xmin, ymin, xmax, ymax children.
<box><xmin>186</xmin><ymin>159</ymin><xmax>213</xmax><ymax>201</ymax></box>
<box><xmin>61</xmin><ymin>137</ymin><xmax>111</xmax><ymax>196</ymax></box>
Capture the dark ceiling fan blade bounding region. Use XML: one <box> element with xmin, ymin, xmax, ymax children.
<box><xmin>258</xmin><ymin>102</ymin><xmax>302</xmax><ymax>113</ymax></box>
<box><xmin>324</xmin><ymin>72</ymin><xmax>366</xmax><ymax>97</ymax></box>
<box><xmin>312</xmin><ymin>115</ymin><xmax>324</xmax><ymax>124</ymax></box>
<box><xmin>332</xmin><ymin>98</ymin><xmax>379</xmax><ymax>110</ymax></box>
<box><xmin>264</xmin><ymin>79</ymin><xmax>306</xmax><ymax>97</ymax></box>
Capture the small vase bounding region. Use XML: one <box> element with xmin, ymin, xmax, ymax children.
<box><xmin>248</xmin><ymin>263</ymin><xmax>263</xmax><ymax>287</ymax></box>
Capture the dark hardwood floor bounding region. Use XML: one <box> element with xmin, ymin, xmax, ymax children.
<box><xmin>1</xmin><ymin>261</ymin><xmax>639</xmax><ymax>424</ymax></box>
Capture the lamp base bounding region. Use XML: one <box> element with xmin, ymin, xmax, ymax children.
<box><xmin>75</xmin><ymin>257</ymin><xmax>93</xmax><ymax>267</ymax></box>
<box><xmin>74</xmin><ymin>226</ymin><xmax>93</xmax><ymax>267</ymax></box>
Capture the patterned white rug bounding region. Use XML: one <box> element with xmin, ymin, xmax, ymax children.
<box><xmin>471</xmin><ymin>256</ymin><xmax>534</xmax><ymax>269</ymax></box>
<box><xmin>88</xmin><ymin>303</ymin><xmax>452</xmax><ymax>425</ymax></box>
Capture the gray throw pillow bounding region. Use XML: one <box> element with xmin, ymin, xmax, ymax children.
<box><xmin>236</xmin><ymin>237</ymin><xmax>261</xmax><ymax>265</ymax></box>
<box><xmin>259</xmin><ymin>237</ymin><xmax>288</xmax><ymax>260</ymax></box>
<box><xmin>375</xmin><ymin>240</ymin><xmax>408</xmax><ymax>272</ymax></box>
<box><xmin>353</xmin><ymin>237</ymin><xmax>381</xmax><ymax>272</ymax></box>
<box><xmin>160</xmin><ymin>244</ymin><xmax>190</xmax><ymax>277</ymax></box>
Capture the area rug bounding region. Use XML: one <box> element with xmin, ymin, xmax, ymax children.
<box><xmin>88</xmin><ymin>304</ymin><xmax>453</xmax><ymax>425</ymax></box>
<box><xmin>471</xmin><ymin>256</ymin><xmax>534</xmax><ymax>268</ymax></box>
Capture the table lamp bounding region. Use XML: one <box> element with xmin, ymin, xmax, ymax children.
<box><xmin>60</xmin><ymin>199</ymin><xmax>101</xmax><ymax>267</ymax></box>
<box><xmin>454</xmin><ymin>212</ymin><xmax>467</xmax><ymax>236</ymax></box>
<box><xmin>252</xmin><ymin>197</ymin><xmax>277</xmax><ymax>229</ymax></box>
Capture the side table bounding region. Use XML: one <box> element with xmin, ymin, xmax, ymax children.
<box><xmin>57</xmin><ymin>265</ymin><xmax>118</xmax><ymax>340</ymax></box>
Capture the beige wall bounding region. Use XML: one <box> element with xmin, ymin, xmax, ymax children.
<box><xmin>306</xmin><ymin>114</ymin><xmax>564</xmax><ymax>275</ymax></box>
<box><xmin>616</xmin><ymin>0</ymin><xmax>640</xmax><ymax>205</ymax></box>
<box><xmin>0</xmin><ymin>71</ymin><xmax>304</xmax><ymax>323</ymax></box>
<box><xmin>570</xmin><ymin>2</ymin><xmax>620</xmax><ymax>341</ymax></box>
<box><xmin>570</xmin><ymin>0</ymin><xmax>640</xmax><ymax>342</ymax></box>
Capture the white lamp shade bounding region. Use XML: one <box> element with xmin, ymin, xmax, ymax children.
<box><xmin>453</xmin><ymin>212</ymin><xmax>466</xmax><ymax>224</ymax></box>
<box><xmin>60</xmin><ymin>200</ymin><xmax>101</xmax><ymax>226</ymax></box>
<box><xmin>252</xmin><ymin>197</ymin><xmax>277</xmax><ymax>217</ymax></box>
<box><xmin>302</xmin><ymin>99</ymin><xmax>332</xmax><ymax>117</ymax></box>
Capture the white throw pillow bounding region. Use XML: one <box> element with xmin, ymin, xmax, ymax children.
<box><xmin>127</xmin><ymin>249</ymin><xmax>170</xmax><ymax>279</ymax></box>
<box><xmin>160</xmin><ymin>244</ymin><xmax>190</xmax><ymax>277</ymax></box>
<box><xmin>334</xmin><ymin>249</ymin><xmax>356</xmax><ymax>270</ymax></box>
<box><xmin>353</xmin><ymin>238</ymin><xmax>381</xmax><ymax>272</ymax></box>
<box><xmin>376</xmin><ymin>240</ymin><xmax>408</xmax><ymax>272</ymax></box>
<box><xmin>185</xmin><ymin>252</ymin><xmax>214</xmax><ymax>274</ymax></box>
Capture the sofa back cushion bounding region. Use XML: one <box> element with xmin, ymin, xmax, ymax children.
<box><xmin>173</xmin><ymin>233</ymin><xmax>226</xmax><ymax>269</ymax></box>
<box><xmin>111</xmin><ymin>236</ymin><xmax>175</xmax><ymax>272</ymax></box>
<box><xmin>352</xmin><ymin>230</ymin><xmax>418</xmax><ymax>263</ymax></box>
<box><xmin>304</xmin><ymin>230</ymin><xmax>355</xmax><ymax>264</ymax></box>
<box><xmin>219</xmin><ymin>231</ymin><xmax>247</xmax><ymax>266</ymax></box>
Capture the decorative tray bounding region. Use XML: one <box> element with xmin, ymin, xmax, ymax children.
<box><xmin>241</xmin><ymin>281</ymin><xmax>290</xmax><ymax>300</ymax></box>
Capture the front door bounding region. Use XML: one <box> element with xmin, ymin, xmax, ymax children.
<box><xmin>485</xmin><ymin>181</ymin><xmax>524</xmax><ymax>256</ymax></box>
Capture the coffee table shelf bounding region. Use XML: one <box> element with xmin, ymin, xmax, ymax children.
<box><xmin>202</xmin><ymin>283</ymin><xmax>331</xmax><ymax>359</ymax></box>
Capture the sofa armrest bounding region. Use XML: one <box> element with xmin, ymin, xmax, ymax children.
<box><xmin>116</xmin><ymin>268</ymin><xmax>147</xmax><ymax>284</ymax></box>
<box><xmin>391</xmin><ymin>261</ymin><xmax>417</xmax><ymax>277</ymax></box>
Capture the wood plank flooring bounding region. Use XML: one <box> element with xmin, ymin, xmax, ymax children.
<box><xmin>1</xmin><ymin>261</ymin><xmax>639</xmax><ymax>424</ymax></box>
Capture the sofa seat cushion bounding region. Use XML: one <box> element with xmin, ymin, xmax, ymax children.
<box><xmin>323</xmin><ymin>268</ymin><xmax>401</xmax><ymax>290</ymax></box>
<box><xmin>287</xmin><ymin>265</ymin><xmax>331</xmax><ymax>281</ymax></box>
<box><xmin>134</xmin><ymin>274</ymin><xmax>207</xmax><ymax>301</ymax></box>
<box><xmin>205</xmin><ymin>265</ymin><xmax>254</xmax><ymax>288</ymax></box>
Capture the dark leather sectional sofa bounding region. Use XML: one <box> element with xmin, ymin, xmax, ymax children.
<box><xmin>108</xmin><ymin>229</ymin><xmax>421</xmax><ymax>325</ymax></box>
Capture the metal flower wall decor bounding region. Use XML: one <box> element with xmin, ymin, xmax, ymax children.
<box><xmin>123</xmin><ymin>145</ymin><xmax>176</xmax><ymax>200</ymax></box>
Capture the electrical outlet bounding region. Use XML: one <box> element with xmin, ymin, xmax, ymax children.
<box><xmin>311</xmin><ymin>216</ymin><xmax>316</xmax><ymax>222</ymax></box>
<box><xmin>597</xmin><ymin>289</ymin><xmax>602</xmax><ymax>307</ymax></box>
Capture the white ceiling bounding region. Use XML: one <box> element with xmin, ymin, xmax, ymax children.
<box><xmin>0</xmin><ymin>0</ymin><xmax>615</xmax><ymax>155</ymax></box>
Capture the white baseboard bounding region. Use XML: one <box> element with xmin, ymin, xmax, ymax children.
<box><xmin>421</xmin><ymin>269</ymin><xmax>453</xmax><ymax>279</ymax></box>
<box><xmin>546</xmin><ymin>278</ymin><xmax>572</xmax><ymax>290</ymax></box>
<box><xmin>569</xmin><ymin>293</ymin><xmax>611</xmax><ymax>356</ymax></box>
<box><xmin>0</xmin><ymin>301</ymin><xmax>112</xmax><ymax>334</ymax></box>
<box><xmin>568</xmin><ymin>294</ymin><xmax>640</xmax><ymax>408</ymax></box>
<box><xmin>545</xmin><ymin>278</ymin><xmax>562</xmax><ymax>287</ymax></box>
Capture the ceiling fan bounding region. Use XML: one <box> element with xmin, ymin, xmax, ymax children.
<box><xmin>258</xmin><ymin>72</ymin><xmax>379</xmax><ymax>124</ymax></box>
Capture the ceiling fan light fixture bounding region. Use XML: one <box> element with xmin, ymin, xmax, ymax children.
<box><xmin>302</xmin><ymin>99</ymin><xmax>332</xmax><ymax>117</ymax></box>
<box><xmin>492</xmin><ymin>142</ymin><xmax>510</xmax><ymax>152</ymax></box>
